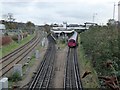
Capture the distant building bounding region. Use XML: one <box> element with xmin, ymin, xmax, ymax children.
<box><xmin>118</xmin><ymin>1</ymin><xmax>120</xmax><ymax>22</ymax></box>
<box><xmin>0</xmin><ymin>24</ymin><xmax>6</xmax><ymax>35</ymax></box>
<box><xmin>0</xmin><ymin>24</ymin><xmax>5</xmax><ymax>30</ymax></box>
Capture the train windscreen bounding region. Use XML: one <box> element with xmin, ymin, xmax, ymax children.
<box><xmin>69</xmin><ymin>39</ymin><xmax>75</xmax><ymax>43</ymax></box>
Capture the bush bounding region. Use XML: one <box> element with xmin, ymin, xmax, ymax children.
<box><xmin>9</xmin><ymin>72</ymin><xmax>22</xmax><ymax>82</ymax></box>
<box><xmin>23</xmin><ymin>32</ymin><xmax>28</xmax><ymax>38</ymax></box>
<box><xmin>4</xmin><ymin>32</ymin><xmax>8</xmax><ymax>36</ymax></box>
<box><xmin>11</xmin><ymin>35</ymin><xmax>18</xmax><ymax>41</ymax></box>
<box><xmin>61</xmin><ymin>39</ymin><xmax>66</xmax><ymax>44</ymax></box>
<box><xmin>80</xmin><ymin>26</ymin><xmax>119</xmax><ymax>76</ymax></box>
<box><xmin>0</xmin><ymin>36</ymin><xmax>12</xmax><ymax>46</ymax></box>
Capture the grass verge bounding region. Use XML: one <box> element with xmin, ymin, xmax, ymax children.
<box><xmin>77</xmin><ymin>34</ymin><xmax>100</xmax><ymax>88</ymax></box>
<box><xmin>1</xmin><ymin>34</ymin><xmax>35</xmax><ymax>58</ymax></box>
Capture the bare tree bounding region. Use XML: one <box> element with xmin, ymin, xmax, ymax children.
<box><xmin>2</xmin><ymin>13</ymin><xmax>15</xmax><ymax>22</ymax></box>
<box><xmin>26</xmin><ymin>21</ymin><xmax>35</xmax><ymax>34</ymax></box>
<box><xmin>7</xmin><ymin>13</ymin><xmax>15</xmax><ymax>22</ymax></box>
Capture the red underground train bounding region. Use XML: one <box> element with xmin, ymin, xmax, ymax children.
<box><xmin>68</xmin><ymin>31</ymin><xmax>78</xmax><ymax>48</ymax></box>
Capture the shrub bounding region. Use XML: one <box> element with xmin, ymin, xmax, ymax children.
<box><xmin>0</xmin><ymin>36</ymin><xmax>12</xmax><ymax>46</ymax></box>
<box><xmin>9</xmin><ymin>72</ymin><xmax>22</xmax><ymax>82</ymax></box>
<box><xmin>61</xmin><ymin>39</ymin><xmax>66</xmax><ymax>44</ymax></box>
<box><xmin>23</xmin><ymin>32</ymin><xmax>28</xmax><ymax>38</ymax></box>
<box><xmin>4</xmin><ymin>32</ymin><xmax>8</xmax><ymax>36</ymax></box>
<box><xmin>80</xmin><ymin>26</ymin><xmax>120</xmax><ymax>88</ymax></box>
<box><xmin>11</xmin><ymin>35</ymin><xmax>18</xmax><ymax>41</ymax></box>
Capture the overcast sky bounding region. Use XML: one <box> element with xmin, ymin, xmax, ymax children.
<box><xmin>0</xmin><ymin>0</ymin><xmax>119</xmax><ymax>25</ymax></box>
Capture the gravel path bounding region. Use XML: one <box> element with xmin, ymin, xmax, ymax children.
<box><xmin>52</xmin><ymin>46</ymin><xmax>68</xmax><ymax>88</ymax></box>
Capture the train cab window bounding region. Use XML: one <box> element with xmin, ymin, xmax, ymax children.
<box><xmin>69</xmin><ymin>39</ymin><xmax>75</xmax><ymax>43</ymax></box>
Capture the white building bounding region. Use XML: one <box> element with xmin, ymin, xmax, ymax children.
<box><xmin>0</xmin><ymin>24</ymin><xmax>5</xmax><ymax>30</ymax></box>
<box><xmin>118</xmin><ymin>1</ymin><xmax>120</xmax><ymax>22</ymax></box>
<box><xmin>0</xmin><ymin>24</ymin><xmax>6</xmax><ymax>35</ymax></box>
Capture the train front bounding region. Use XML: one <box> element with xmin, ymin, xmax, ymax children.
<box><xmin>68</xmin><ymin>39</ymin><xmax>76</xmax><ymax>47</ymax></box>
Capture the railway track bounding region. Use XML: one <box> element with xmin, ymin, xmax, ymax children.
<box><xmin>28</xmin><ymin>35</ymin><xmax>56</xmax><ymax>89</ymax></box>
<box><xmin>64</xmin><ymin>48</ymin><xmax>83</xmax><ymax>90</ymax></box>
<box><xmin>0</xmin><ymin>34</ymin><xmax>37</xmax><ymax>62</ymax></box>
<box><xmin>0</xmin><ymin>31</ymin><xmax>42</xmax><ymax>77</ymax></box>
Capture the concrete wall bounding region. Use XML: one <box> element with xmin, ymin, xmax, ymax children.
<box><xmin>118</xmin><ymin>1</ymin><xmax>120</xmax><ymax>22</ymax></box>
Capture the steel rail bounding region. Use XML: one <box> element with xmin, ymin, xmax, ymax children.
<box><xmin>64</xmin><ymin>48</ymin><xmax>83</xmax><ymax>90</ymax></box>
<box><xmin>28</xmin><ymin>35</ymin><xmax>56</xmax><ymax>90</ymax></box>
<box><xmin>1</xmin><ymin>36</ymin><xmax>39</xmax><ymax>70</ymax></box>
<box><xmin>0</xmin><ymin>32</ymin><xmax>42</xmax><ymax>77</ymax></box>
<box><xmin>73</xmin><ymin>48</ymin><xmax>83</xmax><ymax>89</ymax></box>
<box><xmin>0</xmin><ymin>33</ymin><xmax>38</xmax><ymax>63</ymax></box>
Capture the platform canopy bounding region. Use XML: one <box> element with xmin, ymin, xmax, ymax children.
<box><xmin>51</xmin><ymin>27</ymin><xmax>75</xmax><ymax>34</ymax></box>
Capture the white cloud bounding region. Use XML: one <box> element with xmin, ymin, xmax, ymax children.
<box><xmin>1</xmin><ymin>0</ymin><xmax>119</xmax><ymax>3</ymax></box>
<box><xmin>0</xmin><ymin>0</ymin><xmax>119</xmax><ymax>25</ymax></box>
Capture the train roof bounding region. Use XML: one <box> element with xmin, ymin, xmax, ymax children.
<box><xmin>68</xmin><ymin>31</ymin><xmax>78</xmax><ymax>41</ymax></box>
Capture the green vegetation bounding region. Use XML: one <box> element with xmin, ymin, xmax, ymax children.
<box><xmin>8</xmin><ymin>72</ymin><xmax>22</xmax><ymax>88</ymax></box>
<box><xmin>78</xmin><ymin>35</ymin><xmax>100</xmax><ymax>88</ymax></box>
<box><xmin>9</xmin><ymin>43</ymin><xmax>41</xmax><ymax>88</ymax></box>
<box><xmin>61</xmin><ymin>39</ymin><xmax>66</xmax><ymax>44</ymax></box>
<box><xmin>9</xmin><ymin>72</ymin><xmax>22</xmax><ymax>82</ymax></box>
<box><xmin>9</xmin><ymin>45</ymin><xmax>38</xmax><ymax>88</ymax></box>
<box><xmin>22</xmin><ymin>55</ymin><xmax>35</xmax><ymax>74</ymax></box>
<box><xmin>2</xmin><ymin>13</ymin><xmax>35</xmax><ymax>32</ymax></box>
<box><xmin>28</xmin><ymin>55</ymin><xmax>36</xmax><ymax>67</ymax></box>
<box><xmin>44</xmin><ymin>24</ymin><xmax>51</xmax><ymax>33</ymax></box>
<box><xmin>1</xmin><ymin>34</ymin><xmax>35</xmax><ymax>58</ymax></box>
<box><xmin>57</xmin><ymin>38</ymin><xmax>67</xmax><ymax>49</ymax></box>
<box><xmin>22</xmin><ymin>43</ymin><xmax>44</xmax><ymax>78</ymax></box>
<box><xmin>80</xmin><ymin>25</ymin><xmax>120</xmax><ymax>87</ymax></box>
